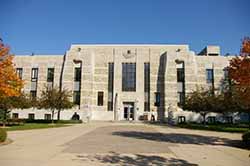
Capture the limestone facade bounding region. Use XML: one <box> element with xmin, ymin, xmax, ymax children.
<box><xmin>12</xmin><ymin>44</ymin><xmax>234</xmax><ymax>122</ymax></box>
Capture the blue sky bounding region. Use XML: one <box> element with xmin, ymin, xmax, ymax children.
<box><xmin>1</xmin><ymin>0</ymin><xmax>249</xmax><ymax>55</ymax></box>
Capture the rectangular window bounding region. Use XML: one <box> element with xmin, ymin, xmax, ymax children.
<box><xmin>73</xmin><ymin>91</ymin><xmax>80</xmax><ymax>105</ymax></box>
<box><xmin>177</xmin><ymin>92</ymin><xmax>185</xmax><ymax>106</ymax></box>
<box><xmin>12</xmin><ymin>113</ymin><xmax>19</xmax><ymax>119</ymax></box>
<box><xmin>31</xmin><ymin>68</ymin><xmax>38</xmax><ymax>81</ymax></box>
<box><xmin>206</xmin><ymin>69</ymin><xmax>214</xmax><ymax>83</ymax></box>
<box><xmin>28</xmin><ymin>113</ymin><xmax>35</xmax><ymax>120</ymax></box>
<box><xmin>144</xmin><ymin>63</ymin><xmax>150</xmax><ymax>112</ymax></box>
<box><xmin>97</xmin><ymin>91</ymin><xmax>104</xmax><ymax>106</ymax></box>
<box><xmin>108</xmin><ymin>63</ymin><xmax>114</xmax><ymax>111</ymax></box>
<box><xmin>122</xmin><ymin>63</ymin><xmax>136</xmax><ymax>91</ymax></box>
<box><xmin>177</xmin><ymin>68</ymin><xmax>184</xmax><ymax>82</ymax></box>
<box><xmin>44</xmin><ymin>114</ymin><xmax>51</xmax><ymax>120</ymax></box>
<box><xmin>16</xmin><ymin>68</ymin><xmax>23</xmax><ymax>79</ymax></box>
<box><xmin>74</xmin><ymin>67</ymin><xmax>81</xmax><ymax>82</ymax></box>
<box><xmin>154</xmin><ymin>92</ymin><xmax>160</xmax><ymax>107</ymax></box>
<box><xmin>47</xmin><ymin>68</ymin><xmax>54</xmax><ymax>82</ymax></box>
<box><xmin>30</xmin><ymin>90</ymin><xmax>37</xmax><ymax>100</ymax></box>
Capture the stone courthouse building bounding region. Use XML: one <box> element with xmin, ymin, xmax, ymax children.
<box><xmin>12</xmin><ymin>44</ymin><xmax>234</xmax><ymax>122</ymax></box>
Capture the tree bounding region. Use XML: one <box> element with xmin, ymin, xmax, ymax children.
<box><xmin>183</xmin><ymin>88</ymin><xmax>221</xmax><ymax>125</ymax></box>
<box><xmin>228</xmin><ymin>37</ymin><xmax>250</xmax><ymax>128</ymax></box>
<box><xmin>38</xmin><ymin>86</ymin><xmax>74</xmax><ymax>123</ymax></box>
<box><xmin>0</xmin><ymin>39</ymin><xmax>23</xmax><ymax>97</ymax></box>
<box><xmin>0</xmin><ymin>94</ymin><xmax>31</xmax><ymax>126</ymax></box>
<box><xmin>0</xmin><ymin>39</ymin><xmax>24</xmax><ymax>126</ymax></box>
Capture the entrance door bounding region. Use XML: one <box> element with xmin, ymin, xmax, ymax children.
<box><xmin>123</xmin><ymin>102</ymin><xmax>134</xmax><ymax>120</ymax></box>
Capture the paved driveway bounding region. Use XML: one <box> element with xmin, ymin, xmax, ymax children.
<box><xmin>0</xmin><ymin>122</ymin><xmax>249</xmax><ymax>166</ymax></box>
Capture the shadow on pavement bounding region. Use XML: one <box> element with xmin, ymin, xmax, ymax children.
<box><xmin>112</xmin><ymin>131</ymin><xmax>244</xmax><ymax>149</ymax></box>
<box><xmin>75</xmin><ymin>152</ymin><xmax>198</xmax><ymax>166</ymax></box>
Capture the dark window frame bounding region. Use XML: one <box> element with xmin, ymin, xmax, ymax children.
<box><xmin>206</xmin><ymin>69</ymin><xmax>214</xmax><ymax>83</ymax></box>
<box><xmin>28</xmin><ymin>113</ymin><xmax>35</xmax><ymax>120</ymax></box>
<box><xmin>154</xmin><ymin>92</ymin><xmax>160</xmax><ymax>107</ymax></box>
<box><xmin>30</xmin><ymin>90</ymin><xmax>37</xmax><ymax>100</ymax></box>
<box><xmin>74</xmin><ymin>67</ymin><xmax>81</xmax><ymax>82</ymax></box>
<box><xmin>31</xmin><ymin>68</ymin><xmax>39</xmax><ymax>81</ymax></box>
<box><xmin>177</xmin><ymin>68</ymin><xmax>185</xmax><ymax>82</ymax></box>
<box><xmin>47</xmin><ymin>68</ymin><xmax>55</xmax><ymax>82</ymax></box>
<box><xmin>73</xmin><ymin>91</ymin><xmax>80</xmax><ymax>105</ymax></box>
<box><xmin>108</xmin><ymin>63</ymin><xmax>114</xmax><ymax>111</ymax></box>
<box><xmin>16</xmin><ymin>68</ymin><xmax>23</xmax><ymax>79</ymax></box>
<box><xmin>12</xmin><ymin>113</ymin><xmax>19</xmax><ymax>119</ymax></box>
<box><xmin>144</xmin><ymin>63</ymin><xmax>150</xmax><ymax>112</ymax></box>
<box><xmin>97</xmin><ymin>91</ymin><xmax>104</xmax><ymax>106</ymax></box>
<box><xmin>122</xmin><ymin>63</ymin><xmax>136</xmax><ymax>91</ymax></box>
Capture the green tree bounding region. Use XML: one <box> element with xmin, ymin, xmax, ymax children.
<box><xmin>183</xmin><ymin>88</ymin><xmax>221</xmax><ymax>125</ymax></box>
<box><xmin>38</xmin><ymin>86</ymin><xmax>74</xmax><ymax>123</ymax></box>
<box><xmin>0</xmin><ymin>94</ymin><xmax>31</xmax><ymax>126</ymax></box>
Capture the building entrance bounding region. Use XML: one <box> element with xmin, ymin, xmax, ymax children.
<box><xmin>123</xmin><ymin>102</ymin><xmax>134</xmax><ymax>120</ymax></box>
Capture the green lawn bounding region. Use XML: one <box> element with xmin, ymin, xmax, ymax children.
<box><xmin>177</xmin><ymin>123</ymin><xmax>249</xmax><ymax>133</ymax></box>
<box><xmin>5</xmin><ymin>123</ymin><xmax>71</xmax><ymax>131</ymax></box>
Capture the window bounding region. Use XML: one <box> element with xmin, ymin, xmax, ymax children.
<box><xmin>177</xmin><ymin>68</ymin><xmax>184</xmax><ymax>82</ymax></box>
<box><xmin>144</xmin><ymin>63</ymin><xmax>150</xmax><ymax>112</ymax></box>
<box><xmin>206</xmin><ymin>69</ymin><xmax>214</xmax><ymax>83</ymax></box>
<box><xmin>108</xmin><ymin>63</ymin><xmax>114</xmax><ymax>111</ymax></box>
<box><xmin>97</xmin><ymin>91</ymin><xmax>104</xmax><ymax>106</ymax></box>
<box><xmin>47</xmin><ymin>68</ymin><xmax>54</xmax><ymax>82</ymax></box>
<box><xmin>31</xmin><ymin>68</ymin><xmax>38</xmax><ymax>81</ymax></box>
<box><xmin>12</xmin><ymin>113</ymin><xmax>19</xmax><ymax>119</ymax></box>
<box><xmin>154</xmin><ymin>92</ymin><xmax>160</xmax><ymax>107</ymax></box>
<box><xmin>44</xmin><ymin>114</ymin><xmax>51</xmax><ymax>120</ymax></box>
<box><xmin>30</xmin><ymin>90</ymin><xmax>37</xmax><ymax>100</ymax></box>
<box><xmin>73</xmin><ymin>91</ymin><xmax>80</xmax><ymax>105</ymax></box>
<box><xmin>28</xmin><ymin>113</ymin><xmax>35</xmax><ymax>120</ymax></box>
<box><xmin>74</xmin><ymin>67</ymin><xmax>81</xmax><ymax>82</ymax></box>
<box><xmin>16</xmin><ymin>68</ymin><xmax>23</xmax><ymax>79</ymax></box>
<box><xmin>177</xmin><ymin>92</ymin><xmax>185</xmax><ymax>106</ymax></box>
<box><xmin>122</xmin><ymin>63</ymin><xmax>136</xmax><ymax>91</ymax></box>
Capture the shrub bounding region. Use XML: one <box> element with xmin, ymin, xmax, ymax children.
<box><xmin>23</xmin><ymin>119</ymin><xmax>82</xmax><ymax>124</ymax></box>
<box><xmin>242</xmin><ymin>130</ymin><xmax>250</xmax><ymax>147</ymax></box>
<box><xmin>0</xmin><ymin>128</ymin><xmax>7</xmax><ymax>142</ymax></box>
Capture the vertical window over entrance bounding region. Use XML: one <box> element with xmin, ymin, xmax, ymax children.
<box><xmin>97</xmin><ymin>91</ymin><xmax>104</xmax><ymax>106</ymax></box>
<box><xmin>108</xmin><ymin>63</ymin><xmax>114</xmax><ymax>111</ymax></box>
<box><xmin>144</xmin><ymin>63</ymin><xmax>150</xmax><ymax>112</ymax></box>
<box><xmin>122</xmin><ymin>63</ymin><xmax>136</xmax><ymax>91</ymax></box>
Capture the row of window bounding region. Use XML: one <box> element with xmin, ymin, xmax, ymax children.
<box><xmin>16</xmin><ymin>68</ymin><xmax>55</xmax><ymax>82</ymax></box>
<box><xmin>12</xmin><ymin>113</ymin><xmax>52</xmax><ymax>120</ymax></box>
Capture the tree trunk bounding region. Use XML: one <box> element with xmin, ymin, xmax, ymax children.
<box><xmin>2</xmin><ymin>109</ymin><xmax>7</xmax><ymax>127</ymax></box>
<box><xmin>202</xmin><ymin>113</ymin><xmax>206</xmax><ymax>126</ymax></box>
<box><xmin>57</xmin><ymin>109</ymin><xmax>61</xmax><ymax>121</ymax></box>
<box><xmin>51</xmin><ymin>110</ymin><xmax>54</xmax><ymax>124</ymax></box>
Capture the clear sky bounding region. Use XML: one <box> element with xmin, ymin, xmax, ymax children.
<box><xmin>1</xmin><ymin>0</ymin><xmax>249</xmax><ymax>55</ymax></box>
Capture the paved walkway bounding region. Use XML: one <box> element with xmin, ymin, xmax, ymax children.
<box><xmin>0</xmin><ymin>122</ymin><xmax>249</xmax><ymax>166</ymax></box>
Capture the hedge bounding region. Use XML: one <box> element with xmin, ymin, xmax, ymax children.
<box><xmin>0</xmin><ymin>128</ymin><xmax>7</xmax><ymax>142</ymax></box>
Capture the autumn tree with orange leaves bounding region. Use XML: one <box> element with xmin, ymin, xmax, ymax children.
<box><xmin>0</xmin><ymin>38</ymin><xmax>25</xmax><ymax>126</ymax></box>
<box><xmin>228</xmin><ymin>37</ymin><xmax>250</xmax><ymax>127</ymax></box>
<box><xmin>0</xmin><ymin>39</ymin><xmax>23</xmax><ymax>97</ymax></box>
